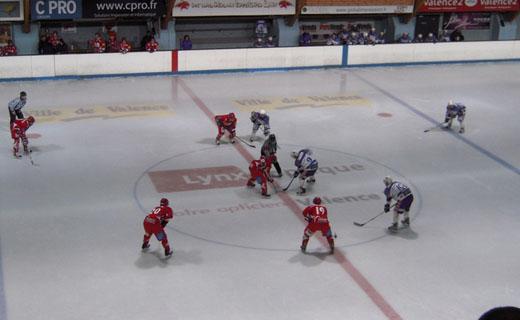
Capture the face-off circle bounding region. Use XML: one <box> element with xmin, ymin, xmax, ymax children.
<box><xmin>134</xmin><ymin>145</ymin><xmax>422</xmax><ymax>251</ymax></box>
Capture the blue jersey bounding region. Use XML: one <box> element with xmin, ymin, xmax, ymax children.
<box><xmin>384</xmin><ymin>181</ymin><xmax>411</xmax><ymax>202</ymax></box>
<box><xmin>295</xmin><ymin>149</ymin><xmax>318</xmax><ymax>171</ymax></box>
<box><xmin>446</xmin><ymin>103</ymin><xmax>466</xmax><ymax>118</ymax></box>
<box><xmin>251</xmin><ymin>112</ymin><xmax>270</xmax><ymax>127</ymax></box>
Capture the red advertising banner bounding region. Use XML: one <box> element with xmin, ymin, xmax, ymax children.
<box><xmin>418</xmin><ymin>0</ymin><xmax>519</xmax><ymax>12</ymax></box>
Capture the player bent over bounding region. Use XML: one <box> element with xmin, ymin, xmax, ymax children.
<box><xmin>250</xmin><ymin>109</ymin><xmax>270</xmax><ymax>142</ymax></box>
<box><xmin>383</xmin><ymin>177</ymin><xmax>414</xmax><ymax>232</ymax></box>
<box><xmin>215</xmin><ymin>113</ymin><xmax>237</xmax><ymax>145</ymax></box>
<box><xmin>291</xmin><ymin>149</ymin><xmax>318</xmax><ymax>195</ymax></box>
<box><xmin>11</xmin><ymin>116</ymin><xmax>35</xmax><ymax>158</ymax></box>
<box><xmin>247</xmin><ymin>156</ymin><xmax>273</xmax><ymax>198</ymax></box>
<box><xmin>142</xmin><ymin>198</ymin><xmax>174</xmax><ymax>257</ymax></box>
<box><xmin>301</xmin><ymin>197</ymin><xmax>334</xmax><ymax>254</ymax></box>
<box><xmin>444</xmin><ymin>100</ymin><xmax>466</xmax><ymax>133</ymax></box>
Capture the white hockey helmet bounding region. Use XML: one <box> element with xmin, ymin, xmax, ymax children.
<box><xmin>291</xmin><ymin>151</ymin><xmax>298</xmax><ymax>159</ymax></box>
<box><xmin>383</xmin><ymin>176</ymin><xmax>393</xmax><ymax>186</ymax></box>
<box><xmin>259</xmin><ymin>109</ymin><xmax>266</xmax><ymax>115</ymax></box>
<box><xmin>448</xmin><ymin>100</ymin><xmax>454</xmax><ymax>106</ymax></box>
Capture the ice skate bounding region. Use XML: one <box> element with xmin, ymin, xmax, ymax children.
<box><xmin>231</xmin><ymin>139</ymin><xmax>236</xmax><ymax>144</ymax></box>
<box><xmin>164</xmin><ymin>248</ymin><xmax>172</xmax><ymax>258</ymax></box>
<box><xmin>459</xmin><ymin>127</ymin><xmax>465</xmax><ymax>134</ymax></box>
<box><xmin>300</xmin><ymin>245</ymin><xmax>306</xmax><ymax>253</ymax></box>
<box><xmin>401</xmin><ymin>218</ymin><xmax>410</xmax><ymax>228</ymax></box>
<box><xmin>215</xmin><ymin>138</ymin><xmax>220</xmax><ymax>145</ymax></box>
<box><xmin>261</xmin><ymin>192</ymin><xmax>271</xmax><ymax>198</ymax></box>
<box><xmin>388</xmin><ymin>223</ymin><xmax>398</xmax><ymax>233</ymax></box>
<box><xmin>329</xmin><ymin>246</ymin><xmax>334</xmax><ymax>255</ymax></box>
<box><xmin>297</xmin><ymin>187</ymin><xmax>306</xmax><ymax>195</ymax></box>
<box><xmin>141</xmin><ymin>242</ymin><xmax>150</xmax><ymax>251</ymax></box>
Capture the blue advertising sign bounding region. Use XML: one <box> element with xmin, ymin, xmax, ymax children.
<box><xmin>32</xmin><ymin>0</ymin><xmax>82</xmax><ymax>20</ymax></box>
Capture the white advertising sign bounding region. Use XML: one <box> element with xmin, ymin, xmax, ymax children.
<box><xmin>172</xmin><ymin>0</ymin><xmax>295</xmax><ymax>16</ymax></box>
<box><xmin>301</xmin><ymin>5</ymin><xmax>413</xmax><ymax>14</ymax></box>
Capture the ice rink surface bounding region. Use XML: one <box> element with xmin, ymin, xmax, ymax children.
<box><xmin>1</xmin><ymin>62</ymin><xmax>519</xmax><ymax>320</ymax></box>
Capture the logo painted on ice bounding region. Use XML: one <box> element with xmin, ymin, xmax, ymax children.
<box><xmin>148</xmin><ymin>166</ymin><xmax>248</xmax><ymax>192</ymax></box>
<box><xmin>279</xmin><ymin>1</ymin><xmax>292</xmax><ymax>8</ymax></box>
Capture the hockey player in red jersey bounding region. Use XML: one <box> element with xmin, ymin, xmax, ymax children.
<box><xmin>214</xmin><ymin>112</ymin><xmax>237</xmax><ymax>145</ymax></box>
<box><xmin>301</xmin><ymin>197</ymin><xmax>334</xmax><ymax>254</ymax></box>
<box><xmin>142</xmin><ymin>198</ymin><xmax>174</xmax><ymax>257</ymax></box>
<box><xmin>246</xmin><ymin>156</ymin><xmax>273</xmax><ymax>197</ymax></box>
<box><xmin>11</xmin><ymin>116</ymin><xmax>35</xmax><ymax>158</ymax></box>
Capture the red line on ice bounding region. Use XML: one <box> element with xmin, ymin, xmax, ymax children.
<box><xmin>178</xmin><ymin>78</ymin><xmax>402</xmax><ymax>320</ymax></box>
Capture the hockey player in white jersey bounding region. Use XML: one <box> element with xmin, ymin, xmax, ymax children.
<box><xmin>291</xmin><ymin>149</ymin><xmax>318</xmax><ymax>195</ymax></box>
<box><xmin>383</xmin><ymin>177</ymin><xmax>414</xmax><ymax>232</ymax></box>
<box><xmin>250</xmin><ymin>109</ymin><xmax>270</xmax><ymax>142</ymax></box>
<box><xmin>443</xmin><ymin>100</ymin><xmax>466</xmax><ymax>133</ymax></box>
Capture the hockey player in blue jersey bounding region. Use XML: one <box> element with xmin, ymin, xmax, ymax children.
<box><xmin>444</xmin><ymin>100</ymin><xmax>466</xmax><ymax>133</ymax></box>
<box><xmin>383</xmin><ymin>177</ymin><xmax>414</xmax><ymax>232</ymax></box>
<box><xmin>250</xmin><ymin>109</ymin><xmax>270</xmax><ymax>142</ymax></box>
<box><xmin>292</xmin><ymin>149</ymin><xmax>318</xmax><ymax>195</ymax></box>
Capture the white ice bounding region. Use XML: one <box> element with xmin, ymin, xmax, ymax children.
<box><xmin>1</xmin><ymin>62</ymin><xmax>519</xmax><ymax>320</ymax></box>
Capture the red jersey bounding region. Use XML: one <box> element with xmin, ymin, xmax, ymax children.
<box><xmin>3</xmin><ymin>44</ymin><xmax>17</xmax><ymax>56</ymax></box>
<box><xmin>146</xmin><ymin>41</ymin><xmax>158</xmax><ymax>52</ymax></box>
<box><xmin>303</xmin><ymin>205</ymin><xmax>330</xmax><ymax>224</ymax></box>
<box><xmin>119</xmin><ymin>41</ymin><xmax>131</xmax><ymax>53</ymax></box>
<box><xmin>215</xmin><ymin>113</ymin><xmax>237</xmax><ymax>129</ymax></box>
<box><xmin>143</xmin><ymin>205</ymin><xmax>173</xmax><ymax>233</ymax></box>
<box><xmin>249</xmin><ymin>159</ymin><xmax>269</xmax><ymax>179</ymax></box>
<box><xmin>108</xmin><ymin>37</ymin><xmax>119</xmax><ymax>52</ymax></box>
<box><xmin>93</xmin><ymin>38</ymin><xmax>106</xmax><ymax>53</ymax></box>
<box><xmin>153</xmin><ymin>205</ymin><xmax>173</xmax><ymax>223</ymax></box>
<box><xmin>11</xmin><ymin>119</ymin><xmax>30</xmax><ymax>139</ymax></box>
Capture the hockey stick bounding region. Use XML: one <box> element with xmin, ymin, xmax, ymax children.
<box><xmin>353</xmin><ymin>204</ymin><xmax>396</xmax><ymax>227</ymax></box>
<box><xmin>282</xmin><ymin>175</ymin><xmax>297</xmax><ymax>191</ymax></box>
<box><xmin>424</xmin><ymin>122</ymin><xmax>447</xmax><ymax>133</ymax></box>
<box><xmin>235</xmin><ymin>136</ymin><xmax>256</xmax><ymax>148</ymax></box>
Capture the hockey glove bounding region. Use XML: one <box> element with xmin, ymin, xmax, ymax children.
<box><xmin>384</xmin><ymin>203</ymin><xmax>390</xmax><ymax>213</ymax></box>
<box><xmin>161</xmin><ymin>220</ymin><xmax>168</xmax><ymax>227</ymax></box>
<box><xmin>293</xmin><ymin>171</ymin><xmax>299</xmax><ymax>178</ymax></box>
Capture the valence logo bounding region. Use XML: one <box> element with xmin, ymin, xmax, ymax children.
<box><xmin>148</xmin><ymin>166</ymin><xmax>248</xmax><ymax>193</ymax></box>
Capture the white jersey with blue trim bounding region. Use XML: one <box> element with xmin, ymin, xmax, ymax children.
<box><xmin>384</xmin><ymin>181</ymin><xmax>411</xmax><ymax>201</ymax></box>
<box><xmin>446</xmin><ymin>103</ymin><xmax>466</xmax><ymax>117</ymax></box>
<box><xmin>295</xmin><ymin>150</ymin><xmax>318</xmax><ymax>171</ymax></box>
<box><xmin>8</xmin><ymin>98</ymin><xmax>26</xmax><ymax>112</ymax></box>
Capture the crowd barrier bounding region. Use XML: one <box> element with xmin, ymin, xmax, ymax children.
<box><xmin>1</xmin><ymin>41</ymin><xmax>520</xmax><ymax>80</ymax></box>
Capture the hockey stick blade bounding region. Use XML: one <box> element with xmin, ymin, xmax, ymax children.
<box><xmin>353</xmin><ymin>222</ymin><xmax>365</xmax><ymax>227</ymax></box>
<box><xmin>235</xmin><ymin>136</ymin><xmax>256</xmax><ymax>148</ymax></box>
<box><xmin>282</xmin><ymin>176</ymin><xmax>296</xmax><ymax>191</ymax></box>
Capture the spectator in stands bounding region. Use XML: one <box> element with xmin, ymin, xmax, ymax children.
<box><xmin>326</xmin><ymin>33</ymin><xmax>340</xmax><ymax>46</ymax></box>
<box><xmin>425</xmin><ymin>32</ymin><xmax>437</xmax><ymax>43</ymax></box>
<box><xmin>2</xmin><ymin>40</ymin><xmax>17</xmax><ymax>56</ymax></box>
<box><xmin>299</xmin><ymin>31</ymin><xmax>312</xmax><ymax>46</ymax></box>
<box><xmin>180</xmin><ymin>35</ymin><xmax>192</xmax><ymax>50</ymax></box>
<box><xmin>440</xmin><ymin>30</ymin><xmax>450</xmax><ymax>42</ymax></box>
<box><xmin>141</xmin><ymin>31</ymin><xmax>153</xmax><ymax>50</ymax></box>
<box><xmin>145</xmin><ymin>37</ymin><xmax>159</xmax><ymax>53</ymax></box>
<box><xmin>349</xmin><ymin>31</ymin><xmax>361</xmax><ymax>45</ymax></box>
<box><xmin>38</xmin><ymin>35</ymin><xmax>53</xmax><ymax>55</ymax></box>
<box><xmin>107</xmin><ymin>32</ymin><xmax>119</xmax><ymax>53</ymax></box>
<box><xmin>55</xmin><ymin>37</ymin><xmax>68</xmax><ymax>54</ymax></box>
<box><xmin>255</xmin><ymin>20</ymin><xmax>268</xmax><ymax>38</ymax></box>
<box><xmin>413</xmin><ymin>33</ymin><xmax>424</xmax><ymax>43</ymax></box>
<box><xmin>91</xmin><ymin>33</ymin><xmax>106</xmax><ymax>53</ymax></box>
<box><xmin>367</xmin><ymin>30</ymin><xmax>378</xmax><ymax>45</ymax></box>
<box><xmin>450</xmin><ymin>29</ymin><xmax>464</xmax><ymax>41</ymax></box>
<box><xmin>340</xmin><ymin>27</ymin><xmax>350</xmax><ymax>41</ymax></box>
<box><xmin>376</xmin><ymin>31</ymin><xmax>386</xmax><ymax>44</ymax></box>
<box><xmin>48</xmin><ymin>31</ymin><xmax>59</xmax><ymax>49</ymax></box>
<box><xmin>119</xmin><ymin>38</ymin><xmax>131</xmax><ymax>54</ymax></box>
<box><xmin>253</xmin><ymin>37</ymin><xmax>265</xmax><ymax>48</ymax></box>
<box><xmin>265</xmin><ymin>36</ymin><xmax>276</xmax><ymax>48</ymax></box>
<box><xmin>397</xmin><ymin>32</ymin><xmax>412</xmax><ymax>43</ymax></box>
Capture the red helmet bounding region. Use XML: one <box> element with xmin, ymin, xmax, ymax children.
<box><xmin>259</xmin><ymin>156</ymin><xmax>266</xmax><ymax>168</ymax></box>
<box><xmin>313</xmin><ymin>197</ymin><xmax>321</xmax><ymax>205</ymax></box>
<box><xmin>228</xmin><ymin>113</ymin><xmax>235</xmax><ymax>119</ymax></box>
<box><xmin>26</xmin><ymin>116</ymin><xmax>35</xmax><ymax>127</ymax></box>
<box><xmin>160</xmin><ymin>198</ymin><xmax>169</xmax><ymax>206</ymax></box>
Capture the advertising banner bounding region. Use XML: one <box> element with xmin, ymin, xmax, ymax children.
<box><xmin>172</xmin><ymin>0</ymin><xmax>295</xmax><ymax>17</ymax></box>
<box><xmin>301</xmin><ymin>5</ymin><xmax>413</xmax><ymax>14</ymax></box>
<box><xmin>442</xmin><ymin>12</ymin><xmax>491</xmax><ymax>29</ymax></box>
<box><xmin>0</xmin><ymin>0</ymin><xmax>23</xmax><ymax>21</ymax></box>
<box><xmin>418</xmin><ymin>0</ymin><xmax>519</xmax><ymax>12</ymax></box>
<box><xmin>83</xmin><ymin>0</ymin><xmax>165</xmax><ymax>18</ymax></box>
<box><xmin>32</xmin><ymin>0</ymin><xmax>82</xmax><ymax>20</ymax></box>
